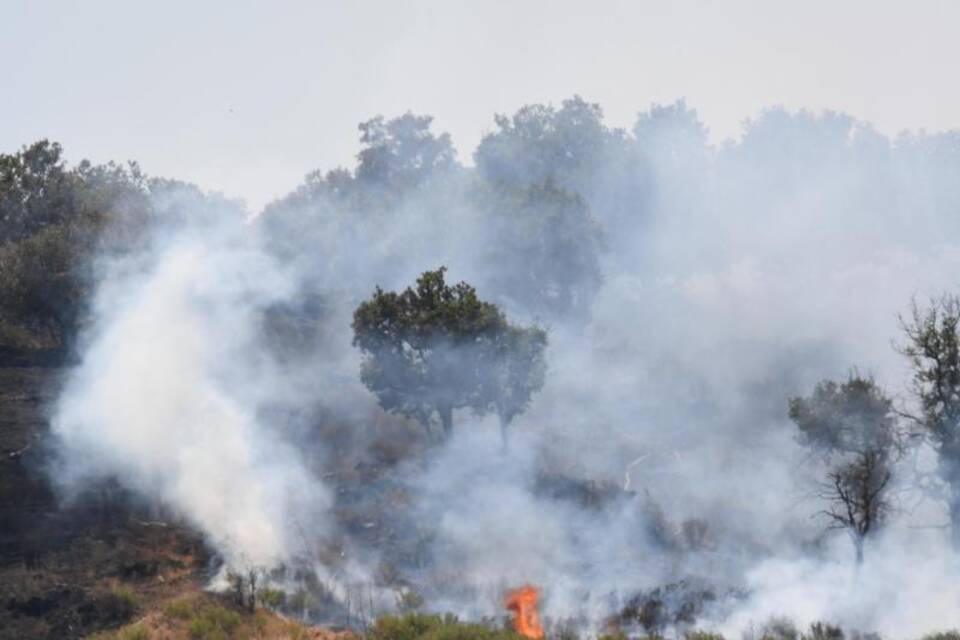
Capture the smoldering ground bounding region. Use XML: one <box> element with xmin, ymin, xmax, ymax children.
<box><xmin>47</xmin><ymin>100</ymin><xmax>960</xmax><ymax>637</ymax></box>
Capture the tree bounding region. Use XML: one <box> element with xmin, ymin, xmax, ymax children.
<box><xmin>352</xmin><ymin>268</ymin><xmax>547</xmax><ymax>442</ymax></box>
<box><xmin>357</xmin><ymin>113</ymin><xmax>458</xmax><ymax>191</ymax></box>
<box><xmin>817</xmin><ymin>449</ymin><xmax>892</xmax><ymax>565</ymax></box>
<box><xmin>788</xmin><ymin>375</ymin><xmax>898</xmax><ymax>564</ymax></box>
<box><xmin>0</xmin><ymin>140</ymin><xmax>216</xmax><ymax>352</ymax></box>
<box><xmin>478</xmin><ymin>324</ymin><xmax>547</xmax><ymax>446</ymax></box>
<box><xmin>474</xmin><ymin>95</ymin><xmax>613</xmax><ymax>197</ymax></box>
<box><xmin>0</xmin><ymin>140</ymin><xmax>78</xmax><ymax>244</ymax></box>
<box><xmin>0</xmin><ymin>224</ymin><xmax>91</xmax><ymax>349</ymax></box>
<box><xmin>471</xmin><ymin>181</ymin><xmax>604</xmax><ymax>325</ymax></box>
<box><xmin>899</xmin><ymin>295</ymin><xmax>960</xmax><ymax>550</ymax></box>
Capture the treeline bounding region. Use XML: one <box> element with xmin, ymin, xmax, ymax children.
<box><xmin>5</xmin><ymin>97</ymin><xmax>960</xmax><ymax>351</ymax></box>
<box><xmin>0</xmin><ymin>140</ymin><xmax>238</xmax><ymax>352</ymax></box>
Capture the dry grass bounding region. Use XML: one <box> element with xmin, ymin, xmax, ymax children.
<box><xmin>88</xmin><ymin>591</ymin><xmax>355</xmax><ymax>640</ymax></box>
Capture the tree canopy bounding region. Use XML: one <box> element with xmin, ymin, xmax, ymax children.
<box><xmin>352</xmin><ymin>268</ymin><xmax>547</xmax><ymax>441</ymax></box>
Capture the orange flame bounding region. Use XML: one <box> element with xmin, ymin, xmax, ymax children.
<box><xmin>505</xmin><ymin>585</ymin><xmax>544</xmax><ymax>639</ymax></box>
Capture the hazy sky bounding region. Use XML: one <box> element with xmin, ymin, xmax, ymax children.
<box><xmin>3</xmin><ymin>0</ymin><xmax>958</xmax><ymax>210</ymax></box>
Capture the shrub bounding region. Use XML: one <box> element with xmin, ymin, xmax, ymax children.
<box><xmin>187</xmin><ymin>604</ymin><xmax>242</xmax><ymax>640</ymax></box>
<box><xmin>804</xmin><ymin>622</ymin><xmax>844</xmax><ymax>640</ymax></box>
<box><xmin>258</xmin><ymin>586</ymin><xmax>286</xmax><ymax>608</ymax></box>
<box><xmin>93</xmin><ymin>586</ymin><xmax>139</xmax><ymax>624</ymax></box>
<box><xmin>88</xmin><ymin>624</ymin><xmax>150</xmax><ymax>640</ymax></box>
<box><xmin>922</xmin><ymin>633</ymin><xmax>960</xmax><ymax>640</ymax></box>
<box><xmin>368</xmin><ymin>613</ymin><xmax>521</xmax><ymax>640</ymax></box>
<box><xmin>119</xmin><ymin>625</ymin><xmax>150</xmax><ymax>640</ymax></box>
<box><xmin>162</xmin><ymin>597</ymin><xmax>196</xmax><ymax>620</ymax></box>
<box><xmin>686</xmin><ymin>631</ymin><xmax>725</xmax><ymax>640</ymax></box>
<box><xmin>759</xmin><ymin>618</ymin><xmax>800</xmax><ymax>640</ymax></box>
<box><xmin>396</xmin><ymin>589</ymin><xmax>425</xmax><ymax>613</ymax></box>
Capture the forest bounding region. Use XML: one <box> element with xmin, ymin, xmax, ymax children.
<box><xmin>4</xmin><ymin>97</ymin><xmax>960</xmax><ymax>639</ymax></box>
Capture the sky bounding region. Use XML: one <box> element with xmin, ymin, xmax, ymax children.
<box><xmin>2</xmin><ymin>0</ymin><xmax>958</xmax><ymax>211</ymax></box>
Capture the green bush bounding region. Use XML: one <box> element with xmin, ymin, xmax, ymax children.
<box><xmin>686</xmin><ymin>631</ymin><xmax>726</xmax><ymax>640</ymax></box>
<box><xmin>368</xmin><ymin>613</ymin><xmax>521</xmax><ymax>640</ymax></box>
<box><xmin>88</xmin><ymin>623</ymin><xmax>150</xmax><ymax>640</ymax></box>
<box><xmin>119</xmin><ymin>625</ymin><xmax>150</xmax><ymax>640</ymax></box>
<box><xmin>93</xmin><ymin>586</ymin><xmax>139</xmax><ymax>624</ymax></box>
<box><xmin>396</xmin><ymin>589</ymin><xmax>425</xmax><ymax>613</ymax></box>
<box><xmin>921</xmin><ymin>633</ymin><xmax>960</xmax><ymax>640</ymax></box>
<box><xmin>258</xmin><ymin>586</ymin><xmax>286</xmax><ymax>608</ymax></box>
<box><xmin>759</xmin><ymin>618</ymin><xmax>800</xmax><ymax>640</ymax></box>
<box><xmin>804</xmin><ymin>622</ymin><xmax>844</xmax><ymax>640</ymax></box>
<box><xmin>163</xmin><ymin>597</ymin><xmax>195</xmax><ymax>620</ymax></box>
<box><xmin>187</xmin><ymin>605</ymin><xmax>242</xmax><ymax>640</ymax></box>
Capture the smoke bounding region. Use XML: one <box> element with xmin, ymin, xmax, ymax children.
<box><xmin>51</xmin><ymin>212</ymin><xmax>331</xmax><ymax>568</ymax></box>
<box><xmin>48</xmin><ymin>100</ymin><xmax>960</xmax><ymax>636</ymax></box>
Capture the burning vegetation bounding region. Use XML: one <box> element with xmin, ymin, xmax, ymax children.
<box><xmin>505</xmin><ymin>586</ymin><xmax>544</xmax><ymax>639</ymax></box>
<box><xmin>7</xmin><ymin>92</ymin><xmax>960</xmax><ymax>640</ymax></box>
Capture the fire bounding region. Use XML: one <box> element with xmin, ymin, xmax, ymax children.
<box><xmin>505</xmin><ymin>585</ymin><xmax>544</xmax><ymax>639</ymax></box>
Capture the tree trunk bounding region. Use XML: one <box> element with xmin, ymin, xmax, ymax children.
<box><xmin>499</xmin><ymin>413</ymin><xmax>510</xmax><ymax>451</ymax></box>
<box><xmin>439</xmin><ymin>405</ymin><xmax>453</xmax><ymax>439</ymax></box>
<box><xmin>950</xmin><ymin>497</ymin><xmax>960</xmax><ymax>552</ymax></box>
<box><xmin>854</xmin><ymin>536</ymin><xmax>864</xmax><ymax>566</ymax></box>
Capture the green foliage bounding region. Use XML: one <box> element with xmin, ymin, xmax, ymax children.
<box><xmin>186</xmin><ymin>604</ymin><xmax>241</xmax><ymax>640</ymax></box>
<box><xmin>0</xmin><ymin>223</ymin><xmax>90</xmax><ymax>347</ymax></box>
<box><xmin>395</xmin><ymin>589</ymin><xmax>425</xmax><ymax>613</ymax></box>
<box><xmin>921</xmin><ymin>632</ymin><xmax>960</xmax><ymax>640</ymax></box>
<box><xmin>0</xmin><ymin>140</ymin><xmax>160</xmax><ymax>350</ymax></box>
<box><xmin>478</xmin><ymin>320</ymin><xmax>548</xmax><ymax>435</ymax></box>
<box><xmin>118</xmin><ymin>625</ymin><xmax>150</xmax><ymax>640</ymax></box>
<box><xmin>92</xmin><ymin>585</ymin><xmax>139</xmax><ymax>624</ymax></box>
<box><xmin>258</xmin><ymin>586</ymin><xmax>286</xmax><ymax>608</ymax></box>
<box><xmin>0</xmin><ymin>139</ymin><xmax>231</xmax><ymax>351</ymax></box>
<box><xmin>803</xmin><ymin>622</ymin><xmax>844</xmax><ymax>640</ymax></box>
<box><xmin>685</xmin><ymin>631</ymin><xmax>725</xmax><ymax>640</ymax></box>
<box><xmin>353</xmin><ymin>268</ymin><xmax>547</xmax><ymax>439</ymax></box>
<box><xmin>368</xmin><ymin>613</ymin><xmax>521</xmax><ymax>640</ymax></box>
<box><xmin>899</xmin><ymin>296</ymin><xmax>960</xmax><ymax>534</ymax></box>
<box><xmin>474</xmin><ymin>96</ymin><xmax>612</xmax><ymax>195</ymax></box>
<box><xmin>756</xmin><ymin>617</ymin><xmax>799</xmax><ymax>640</ymax></box>
<box><xmin>471</xmin><ymin>181</ymin><xmax>603</xmax><ymax>324</ymax></box>
<box><xmin>163</xmin><ymin>597</ymin><xmax>195</xmax><ymax>620</ymax></box>
<box><xmin>788</xmin><ymin>374</ymin><xmax>896</xmax><ymax>455</ymax></box>
<box><xmin>0</xmin><ymin>140</ymin><xmax>77</xmax><ymax>244</ymax></box>
<box><xmin>357</xmin><ymin>113</ymin><xmax>458</xmax><ymax>191</ymax></box>
<box><xmin>87</xmin><ymin>621</ymin><xmax>150</xmax><ymax>640</ymax></box>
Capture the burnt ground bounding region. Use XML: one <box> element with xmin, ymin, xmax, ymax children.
<box><xmin>0</xmin><ymin>358</ymin><xmax>209</xmax><ymax>639</ymax></box>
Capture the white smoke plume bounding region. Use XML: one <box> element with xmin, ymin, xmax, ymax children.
<box><xmin>51</xmin><ymin>213</ymin><xmax>331</xmax><ymax>568</ymax></box>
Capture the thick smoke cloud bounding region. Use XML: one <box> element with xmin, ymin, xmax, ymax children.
<box><xmin>50</xmin><ymin>100</ymin><xmax>960</xmax><ymax>636</ymax></box>
<box><xmin>51</xmin><ymin>212</ymin><xmax>332</xmax><ymax>568</ymax></box>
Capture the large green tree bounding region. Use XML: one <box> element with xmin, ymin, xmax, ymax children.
<box><xmin>352</xmin><ymin>268</ymin><xmax>547</xmax><ymax>441</ymax></box>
